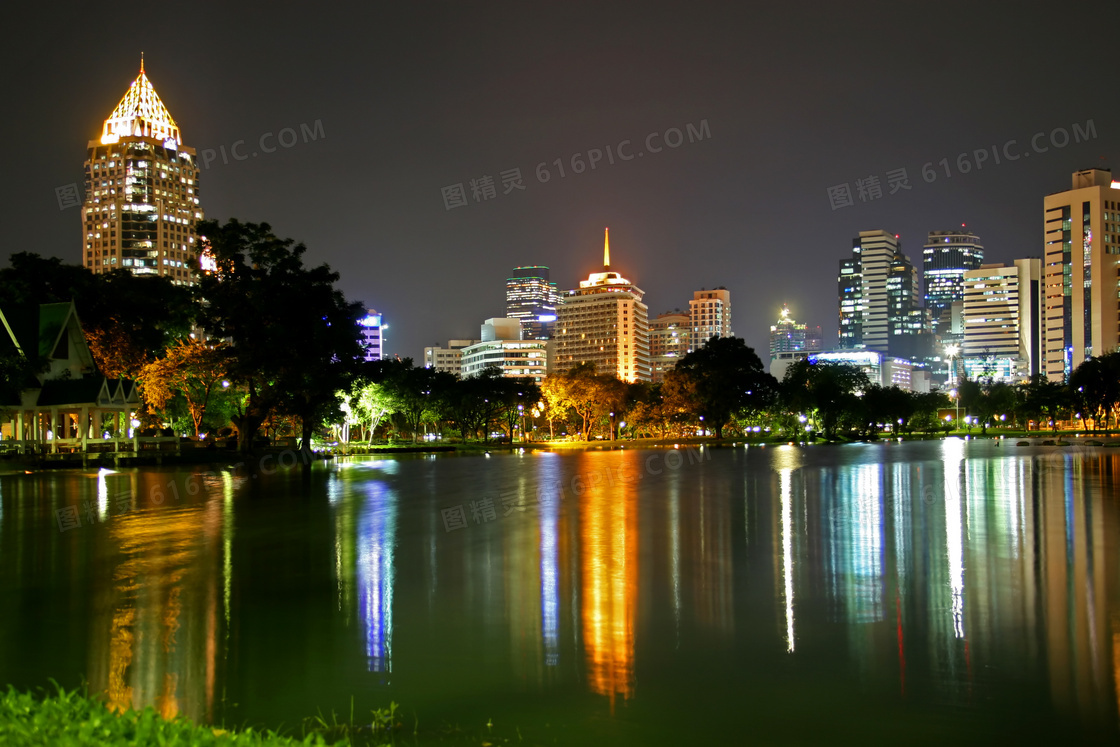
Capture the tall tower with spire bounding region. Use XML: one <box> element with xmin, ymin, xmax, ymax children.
<box><xmin>553</xmin><ymin>228</ymin><xmax>651</xmax><ymax>382</ymax></box>
<box><xmin>81</xmin><ymin>61</ymin><xmax>203</xmax><ymax>285</ymax></box>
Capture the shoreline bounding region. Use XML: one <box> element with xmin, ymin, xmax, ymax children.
<box><xmin>3</xmin><ymin>430</ymin><xmax>1117</xmax><ymax>472</ymax></box>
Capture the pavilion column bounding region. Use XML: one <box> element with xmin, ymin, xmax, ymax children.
<box><xmin>80</xmin><ymin>406</ymin><xmax>90</xmax><ymax>453</ymax></box>
<box><xmin>49</xmin><ymin>408</ymin><xmax>58</xmax><ymax>454</ymax></box>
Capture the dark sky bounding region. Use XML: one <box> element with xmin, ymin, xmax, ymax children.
<box><xmin>4</xmin><ymin>0</ymin><xmax>1119</xmax><ymax>360</ymax></box>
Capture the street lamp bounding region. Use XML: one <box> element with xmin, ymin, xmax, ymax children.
<box><xmin>949</xmin><ymin>388</ymin><xmax>959</xmax><ymax>431</ymax></box>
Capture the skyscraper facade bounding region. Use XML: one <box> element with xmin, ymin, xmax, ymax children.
<box><xmin>554</xmin><ymin>229</ymin><xmax>650</xmax><ymax>383</ymax></box>
<box><xmin>460</xmin><ymin>318</ymin><xmax>549</xmax><ymax>381</ymax></box>
<box><xmin>838</xmin><ymin>252</ymin><xmax>862</xmax><ymax>349</ymax></box>
<box><xmin>769</xmin><ymin>304</ymin><xmax>807</xmax><ymax>358</ymax></box>
<box><xmin>923</xmin><ymin>229</ymin><xmax>984</xmax><ymax>331</ymax></box>
<box><xmin>856</xmin><ymin>230</ymin><xmax>901</xmax><ymax>353</ymax></box>
<box><xmin>423</xmin><ymin>339</ymin><xmax>479</xmax><ymax>376</ymax></box>
<box><xmin>962</xmin><ymin>259</ymin><xmax>1043</xmax><ymax>382</ymax></box>
<box><xmin>505</xmin><ymin>266</ymin><xmax>560</xmax><ymax>340</ymax></box>
<box><xmin>358</xmin><ymin>309</ymin><xmax>384</xmax><ymax>362</ymax></box>
<box><xmin>82</xmin><ymin>62</ymin><xmax>202</xmax><ymax>284</ymax></box>
<box><xmin>689</xmin><ymin>288</ymin><xmax>731</xmax><ymax>351</ymax></box>
<box><xmin>1042</xmin><ymin>169</ymin><xmax>1120</xmax><ymax>381</ymax></box>
<box><xmin>649</xmin><ymin>310</ymin><xmax>690</xmax><ymax>383</ymax></box>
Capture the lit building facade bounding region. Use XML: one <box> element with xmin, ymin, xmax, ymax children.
<box><xmin>809</xmin><ymin>350</ymin><xmax>921</xmax><ymax>391</ymax></box>
<box><xmin>649</xmin><ymin>310</ymin><xmax>690</xmax><ymax>383</ymax></box>
<box><xmin>1042</xmin><ymin>169</ymin><xmax>1120</xmax><ymax>381</ymax></box>
<box><xmin>423</xmin><ymin>339</ymin><xmax>478</xmax><ymax>376</ymax></box>
<box><xmin>460</xmin><ymin>318</ymin><xmax>548</xmax><ymax>381</ymax></box>
<box><xmin>358</xmin><ymin>309</ymin><xmax>384</xmax><ymax>362</ymax></box>
<box><xmin>770</xmin><ymin>304</ymin><xmax>808</xmax><ymax>358</ymax></box>
<box><xmin>839</xmin><ymin>230</ymin><xmax>922</xmax><ymax>355</ymax></box>
<box><xmin>505</xmin><ymin>266</ymin><xmax>560</xmax><ymax>340</ymax></box>
<box><xmin>923</xmin><ymin>229</ymin><xmax>984</xmax><ymax>331</ymax></box>
<box><xmin>689</xmin><ymin>288</ymin><xmax>731</xmax><ymax>351</ymax></box>
<box><xmin>962</xmin><ymin>260</ymin><xmax>1043</xmax><ymax>382</ymax></box>
<box><xmin>554</xmin><ymin>229</ymin><xmax>650</xmax><ymax>383</ymax></box>
<box><xmin>838</xmin><ymin>251</ymin><xmax>863</xmax><ymax>349</ymax></box>
<box><xmin>82</xmin><ymin>62</ymin><xmax>202</xmax><ymax>285</ymax></box>
<box><xmin>769</xmin><ymin>304</ymin><xmax>822</xmax><ymax>376</ymax></box>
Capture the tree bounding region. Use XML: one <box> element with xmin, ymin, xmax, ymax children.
<box><xmin>382</xmin><ymin>362</ymin><xmax>443</xmax><ymax>443</ymax></box>
<box><xmin>0</xmin><ymin>253</ymin><xmax>196</xmax><ymax>379</ymax></box>
<box><xmin>1021</xmin><ymin>375</ymin><xmax>1070</xmax><ymax>433</ymax></box>
<box><xmin>1071</xmin><ymin>353</ymin><xmax>1120</xmax><ymax>432</ymax></box>
<box><xmin>671</xmin><ymin>336</ymin><xmax>775</xmax><ymax>439</ymax></box>
<box><xmin>196</xmin><ymin>219</ymin><xmax>365</xmax><ymax>453</ymax></box>
<box><xmin>781</xmin><ymin>359</ymin><xmax>871</xmax><ymax>440</ymax></box>
<box><xmin>137</xmin><ymin>338</ymin><xmax>228</xmax><ymax>438</ymax></box>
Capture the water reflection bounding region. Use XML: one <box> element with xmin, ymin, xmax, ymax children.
<box><xmin>3</xmin><ymin>444</ymin><xmax>1120</xmax><ymax>742</ymax></box>
<box><xmin>87</xmin><ymin>474</ymin><xmax>223</xmax><ymax>722</ymax></box>
<box><xmin>357</xmin><ymin>481</ymin><xmax>395</xmax><ymax>675</ymax></box>
<box><xmin>580</xmin><ymin>455</ymin><xmax>638</xmax><ymax>705</ymax></box>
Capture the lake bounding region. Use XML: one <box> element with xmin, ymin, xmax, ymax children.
<box><xmin>2</xmin><ymin>438</ymin><xmax>1119</xmax><ymax>744</ymax></box>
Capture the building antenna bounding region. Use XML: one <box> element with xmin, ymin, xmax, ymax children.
<box><xmin>603</xmin><ymin>227</ymin><xmax>610</xmax><ymax>270</ymax></box>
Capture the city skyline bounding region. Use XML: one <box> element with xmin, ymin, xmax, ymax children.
<box><xmin>4</xmin><ymin>1</ymin><xmax>1118</xmax><ymax>363</ymax></box>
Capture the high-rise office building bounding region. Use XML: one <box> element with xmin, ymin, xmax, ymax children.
<box><xmin>923</xmin><ymin>229</ymin><xmax>984</xmax><ymax>331</ymax></box>
<box><xmin>82</xmin><ymin>62</ymin><xmax>203</xmax><ymax>284</ymax></box>
<box><xmin>505</xmin><ymin>266</ymin><xmax>560</xmax><ymax>340</ymax></box>
<box><xmin>460</xmin><ymin>318</ymin><xmax>549</xmax><ymax>381</ymax></box>
<box><xmin>838</xmin><ymin>251</ymin><xmax>863</xmax><ymax>349</ymax></box>
<box><xmin>769</xmin><ymin>304</ymin><xmax>808</xmax><ymax>358</ymax></box>
<box><xmin>554</xmin><ymin>229</ymin><xmax>650</xmax><ymax>382</ymax></box>
<box><xmin>768</xmin><ymin>304</ymin><xmax>821</xmax><ymax>377</ymax></box>
<box><xmin>961</xmin><ymin>260</ymin><xmax>1043</xmax><ymax>382</ymax></box>
<box><xmin>423</xmin><ymin>339</ymin><xmax>479</xmax><ymax>376</ymax></box>
<box><xmin>649</xmin><ymin>310</ymin><xmax>690</xmax><ymax>383</ymax></box>
<box><xmin>1042</xmin><ymin>169</ymin><xmax>1120</xmax><ymax>381</ymax></box>
<box><xmin>689</xmin><ymin>288</ymin><xmax>731</xmax><ymax>351</ymax></box>
<box><xmin>358</xmin><ymin>310</ymin><xmax>384</xmax><ymax>362</ymax></box>
<box><xmin>839</xmin><ymin>230</ymin><xmax>922</xmax><ymax>355</ymax></box>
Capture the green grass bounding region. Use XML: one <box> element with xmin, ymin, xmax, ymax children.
<box><xmin>0</xmin><ymin>683</ymin><xmax>376</xmax><ymax>746</ymax></box>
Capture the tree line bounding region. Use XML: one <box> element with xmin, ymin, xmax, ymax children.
<box><xmin>3</xmin><ymin>218</ymin><xmax>1119</xmax><ymax>452</ymax></box>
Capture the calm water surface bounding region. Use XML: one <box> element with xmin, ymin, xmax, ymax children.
<box><xmin>2</xmin><ymin>440</ymin><xmax>1120</xmax><ymax>744</ymax></box>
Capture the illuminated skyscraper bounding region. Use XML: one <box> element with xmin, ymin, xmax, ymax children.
<box><xmin>839</xmin><ymin>230</ymin><xmax>922</xmax><ymax>355</ymax></box>
<box><xmin>554</xmin><ymin>229</ymin><xmax>650</xmax><ymax>383</ymax></box>
<box><xmin>961</xmin><ymin>260</ymin><xmax>1043</xmax><ymax>382</ymax></box>
<box><xmin>1042</xmin><ymin>169</ymin><xmax>1120</xmax><ymax>381</ymax></box>
<box><xmin>922</xmin><ymin>229</ymin><xmax>984</xmax><ymax>332</ymax></box>
<box><xmin>649</xmin><ymin>310</ymin><xmax>690</xmax><ymax>383</ymax></box>
<box><xmin>769</xmin><ymin>303</ymin><xmax>808</xmax><ymax>358</ymax></box>
<box><xmin>689</xmin><ymin>288</ymin><xmax>731</xmax><ymax>351</ymax></box>
<box><xmin>505</xmin><ymin>266</ymin><xmax>560</xmax><ymax>340</ymax></box>
<box><xmin>358</xmin><ymin>309</ymin><xmax>384</xmax><ymax>362</ymax></box>
<box><xmin>82</xmin><ymin>61</ymin><xmax>202</xmax><ymax>284</ymax></box>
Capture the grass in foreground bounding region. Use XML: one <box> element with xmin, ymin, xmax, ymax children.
<box><xmin>0</xmin><ymin>683</ymin><xmax>381</xmax><ymax>746</ymax></box>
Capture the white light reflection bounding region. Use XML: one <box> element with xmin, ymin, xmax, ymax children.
<box><xmin>943</xmin><ymin>439</ymin><xmax>966</xmax><ymax>639</ymax></box>
<box><xmin>97</xmin><ymin>472</ymin><xmax>110</xmax><ymax>520</ymax></box>
<box><xmin>540</xmin><ymin>488</ymin><xmax>559</xmax><ymax>666</ymax></box>
<box><xmin>780</xmin><ymin>467</ymin><xmax>795</xmax><ymax>653</ymax></box>
<box><xmin>358</xmin><ymin>481</ymin><xmax>396</xmax><ymax>674</ymax></box>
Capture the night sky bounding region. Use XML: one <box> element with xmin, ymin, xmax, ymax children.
<box><xmin>4</xmin><ymin>1</ymin><xmax>1119</xmax><ymax>361</ymax></box>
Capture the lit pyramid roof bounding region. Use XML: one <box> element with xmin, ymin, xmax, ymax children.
<box><xmin>100</xmin><ymin>59</ymin><xmax>181</xmax><ymax>146</ymax></box>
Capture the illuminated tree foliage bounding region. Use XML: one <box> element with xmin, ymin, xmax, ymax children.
<box><xmin>137</xmin><ymin>338</ymin><xmax>228</xmax><ymax>439</ymax></box>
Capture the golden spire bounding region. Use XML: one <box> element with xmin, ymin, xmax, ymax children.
<box><xmin>603</xmin><ymin>227</ymin><xmax>610</xmax><ymax>269</ymax></box>
<box><xmin>100</xmin><ymin>62</ymin><xmax>181</xmax><ymax>146</ymax></box>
